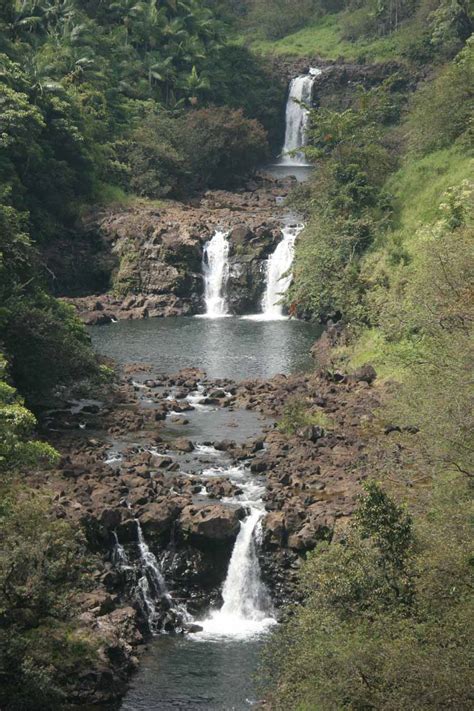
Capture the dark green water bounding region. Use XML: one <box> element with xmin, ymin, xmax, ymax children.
<box><xmin>121</xmin><ymin>636</ymin><xmax>264</xmax><ymax>710</ymax></box>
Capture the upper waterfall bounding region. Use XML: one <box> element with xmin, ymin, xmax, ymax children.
<box><xmin>279</xmin><ymin>68</ymin><xmax>321</xmax><ymax>166</ymax></box>
<box><xmin>200</xmin><ymin>229</ymin><xmax>230</xmax><ymax>318</ymax></box>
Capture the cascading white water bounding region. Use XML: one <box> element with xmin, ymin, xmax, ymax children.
<box><xmin>112</xmin><ymin>532</ymin><xmax>132</xmax><ymax>570</ymax></box>
<box><xmin>261</xmin><ymin>223</ymin><xmax>304</xmax><ymax>319</ymax></box>
<box><xmin>200</xmin><ymin>462</ymin><xmax>276</xmax><ymax>639</ymax></box>
<box><xmin>200</xmin><ymin>230</ymin><xmax>230</xmax><ymax>318</ymax></box>
<box><xmin>135</xmin><ymin>520</ymin><xmax>173</xmax><ymax>633</ymax></box>
<box><xmin>201</xmin><ymin>508</ymin><xmax>275</xmax><ymax>638</ymax></box>
<box><xmin>279</xmin><ymin>67</ymin><xmax>321</xmax><ymax>166</ymax></box>
<box><xmin>244</xmin><ymin>223</ymin><xmax>304</xmax><ymax>321</ymax></box>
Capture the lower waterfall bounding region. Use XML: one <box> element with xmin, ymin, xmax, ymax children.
<box><xmin>113</xmin><ymin>523</ymin><xmax>189</xmax><ymax>634</ymax></box>
<box><xmin>201</xmin><ymin>507</ymin><xmax>275</xmax><ymax>638</ymax></box>
<box><xmin>200</xmin><ymin>229</ymin><xmax>230</xmax><ymax>318</ymax></box>
<box><xmin>200</xmin><ymin>460</ymin><xmax>276</xmax><ymax>639</ymax></box>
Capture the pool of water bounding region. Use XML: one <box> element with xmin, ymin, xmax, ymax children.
<box><xmin>121</xmin><ymin>636</ymin><xmax>265</xmax><ymax>711</ymax></box>
<box><xmin>89</xmin><ymin>316</ymin><xmax>321</xmax><ymax>381</ymax></box>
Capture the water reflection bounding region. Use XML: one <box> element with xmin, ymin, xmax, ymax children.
<box><xmin>89</xmin><ymin>317</ymin><xmax>321</xmax><ymax>381</ymax></box>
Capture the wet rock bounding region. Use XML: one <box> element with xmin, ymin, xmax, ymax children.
<box><xmin>179</xmin><ymin>503</ymin><xmax>245</xmax><ymax>541</ymax></box>
<box><xmin>170</xmin><ymin>438</ymin><xmax>194</xmax><ymax>453</ymax></box>
<box><xmin>205</xmin><ymin>478</ymin><xmax>240</xmax><ymax>499</ymax></box>
<box><xmin>100</xmin><ymin>507</ymin><xmax>122</xmax><ymax>530</ymax></box>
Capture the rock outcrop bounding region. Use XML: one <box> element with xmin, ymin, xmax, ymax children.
<box><xmin>61</xmin><ymin>177</ymin><xmax>296</xmax><ymax>323</ymax></box>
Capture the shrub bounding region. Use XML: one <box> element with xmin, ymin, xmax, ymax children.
<box><xmin>177</xmin><ymin>106</ymin><xmax>269</xmax><ymax>191</ymax></box>
<box><xmin>2</xmin><ymin>294</ymin><xmax>100</xmax><ymax>408</ymax></box>
<box><xmin>407</xmin><ymin>38</ymin><xmax>473</xmax><ymax>154</ymax></box>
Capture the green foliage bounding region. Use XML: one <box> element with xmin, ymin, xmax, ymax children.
<box><xmin>0</xmin><ymin>354</ymin><xmax>58</xmax><ymax>471</ymax></box>
<box><xmin>247</xmin><ymin>0</ymin><xmax>320</xmax><ymax>40</ymax></box>
<box><xmin>407</xmin><ymin>37</ymin><xmax>473</xmax><ymax>154</ymax></box>
<box><xmin>289</xmin><ymin>84</ymin><xmax>398</xmax><ymax>321</ymax></box>
<box><xmin>247</xmin><ymin>0</ymin><xmax>472</xmax><ymax>63</ymax></box>
<box><xmin>263</xmin><ymin>480</ymin><xmax>473</xmax><ymax>710</ymax></box>
<box><xmin>2</xmin><ymin>294</ymin><xmax>100</xmax><ymax>408</ymax></box>
<box><xmin>116</xmin><ymin>105</ymin><xmax>270</xmax><ymax>197</ymax></box>
<box><xmin>0</xmin><ymin>482</ymin><xmax>97</xmax><ymax>710</ymax></box>
<box><xmin>178</xmin><ymin>106</ymin><xmax>269</xmax><ymax>191</ymax></box>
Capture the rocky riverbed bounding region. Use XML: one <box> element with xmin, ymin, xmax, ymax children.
<box><xmin>33</xmin><ymin>346</ymin><xmax>382</xmax><ymax>706</ymax></box>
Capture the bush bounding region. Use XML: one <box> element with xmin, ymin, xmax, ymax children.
<box><xmin>263</xmin><ymin>480</ymin><xmax>473</xmax><ymax>710</ymax></box>
<box><xmin>115</xmin><ymin>113</ymin><xmax>185</xmax><ymax>198</ymax></box>
<box><xmin>407</xmin><ymin>38</ymin><xmax>473</xmax><ymax>154</ymax></box>
<box><xmin>178</xmin><ymin>106</ymin><xmax>269</xmax><ymax>192</ymax></box>
<box><xmin>2</xmin><ymin>294</ymin><xmax>100</xmax><ymax>408</ymax></box>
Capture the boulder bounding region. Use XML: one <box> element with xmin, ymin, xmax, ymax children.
<box><xmin>170</xmin><ymin>438</ymin><xmax>194</xmax><ymax>453</ymax></box>
<box><xmin>138</xmin><ymin>498</ymin><xmax>187</xmax><ymax>536</ymax></box>
<box><xmin>179</xmin><ymin>504</ymin><xmax>245</xmax><ymax>541</ymax></box>
<box><xmin>352</xmin><ymin>364</ymin><xmax>377</xmax><ymax>384</ymax></box>
<box><xmin>262</xmin><ymin>511</ymin><xmax>286</xmax><ymax>547</ymax></box>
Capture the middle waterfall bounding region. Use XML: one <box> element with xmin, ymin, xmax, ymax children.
<box><xmin>261</xmin><ymin>223</ymin><xmax>304</xmax><ymax>319</ymax></box>
<box><xmin>201</xmin><ymin>229</ymin><xmax>230</xmax><ymax>318</ymax></box>
<box><xmin>244</xmin><ymin>222</ymin><xmax>304</xmax><ymax>321</ymax></box>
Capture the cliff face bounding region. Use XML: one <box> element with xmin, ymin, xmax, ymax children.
<box><xmin>61</xmin><ymin>178</ymin><xmax>295</xmax><ymax>324</ymax></box>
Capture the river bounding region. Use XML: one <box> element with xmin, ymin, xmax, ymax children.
<box><xmin>89</xmin><ymin>67</ymin><xmax>321</xmax><ymax>711</ymax></box>
<box><xmin>90</xmin><ymin>314</ymin><xmax>319</xmax><ymax>711</ymax></box>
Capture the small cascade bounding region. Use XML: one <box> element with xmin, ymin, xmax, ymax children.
<box><xmin>112</xmin><ymin>524</ymin><xmax>190</xmax><ymax>635</ymax></box>
<box><xmin>244</xmin><ymin>223</ymin><xmax>304</xmax><ymax>321</ymax></box>
<box><xmin>112</xmin><ymin>531</ymin><xmax>132</xmax><ymax>570</ymax></box>
<box><xmin>200</xmin><ymin>229</ymin><xmax>230</xmax><ymax>318</ymax></box>
<box><xmin>279</xmin><ymin>67</ymin><xmax>321</xmax><ymax>166</ymax></box>
<box><xmin>201</xmin><ymin>507</ymin><xmax>275</xmax><ymax>638</ymax></box>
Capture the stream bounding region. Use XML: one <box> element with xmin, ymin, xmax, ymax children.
<box><xmin>89</xmin><ymin>67</ymin><xmax>321</xmax><ymax>710</ymax></box>
<box><xmin>91</xmin><ymin>312</ymin><xmax>320</xmax><ymax>710</ymax></box>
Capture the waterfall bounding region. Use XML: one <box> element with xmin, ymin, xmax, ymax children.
<box><xmin>279</xmin><ymin>67</ymin><xmax>321</xmax><ymax>166</ymax></box>
<box><xmin>260</xmin><ymin>224</ymin><xmax>303</xmax><ymax>319</ymax></box>
<box><xmin>112</xmin><ymin>531</ymin><xmax>133</xmax><ymax>570</ymax></box>
<box><xmin>112</xmin><ymin>523</ymin><xmax>189</xmax><ymax>634</ymax></box>
<box><xmin>200</xmin><ymin>230</ymin><xmax>230</xmax><ymax>318</ymax></box>
<box><xmin>243</xmin><ymin>223</ymin><xmax>304</xmax><ymax>321</ymax></box>
<box><xmin>135</xmin><ymin>520</ymin><xmax>172</xmax><ymax>633</ymax></box>
<box><xmin>201</xmin><ymin>507</ymin><xmax>275</xmax><ymax>638</ymax></box>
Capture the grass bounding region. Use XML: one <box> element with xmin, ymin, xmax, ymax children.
<box><xmin>343</xmin><ymin>147</ymin><xmax>472</xmax><ymax>381</ymax></box>
<box><xmin>387</xmin><ymin>146</ymin><xmax>473</xmax><ymax>245</ymax></box>
<box><xmin>341</xmin><ymin>329</ymin><xmax>416</xmax><ymax>381</ymax></box>
<box><xmin>247</xmin><ymin>12</ymin><xmax>418</xmax><ymax>63</ymax></box>
<box><xmin>92</xmin><ymin>182</ymin><xmax>167</xmax><ymax>210</ymax></box>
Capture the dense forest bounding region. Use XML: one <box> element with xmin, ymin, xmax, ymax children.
<box><xmin>0</xmin><ymin>0</ymin><xmax>472</xmax><ymax>708</ymax></box>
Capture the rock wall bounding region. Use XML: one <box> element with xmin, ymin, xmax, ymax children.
<box><xmin>63</xmin><ymin>178</ymin><xmax>295</xmax><ymax>324</ymax></box>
